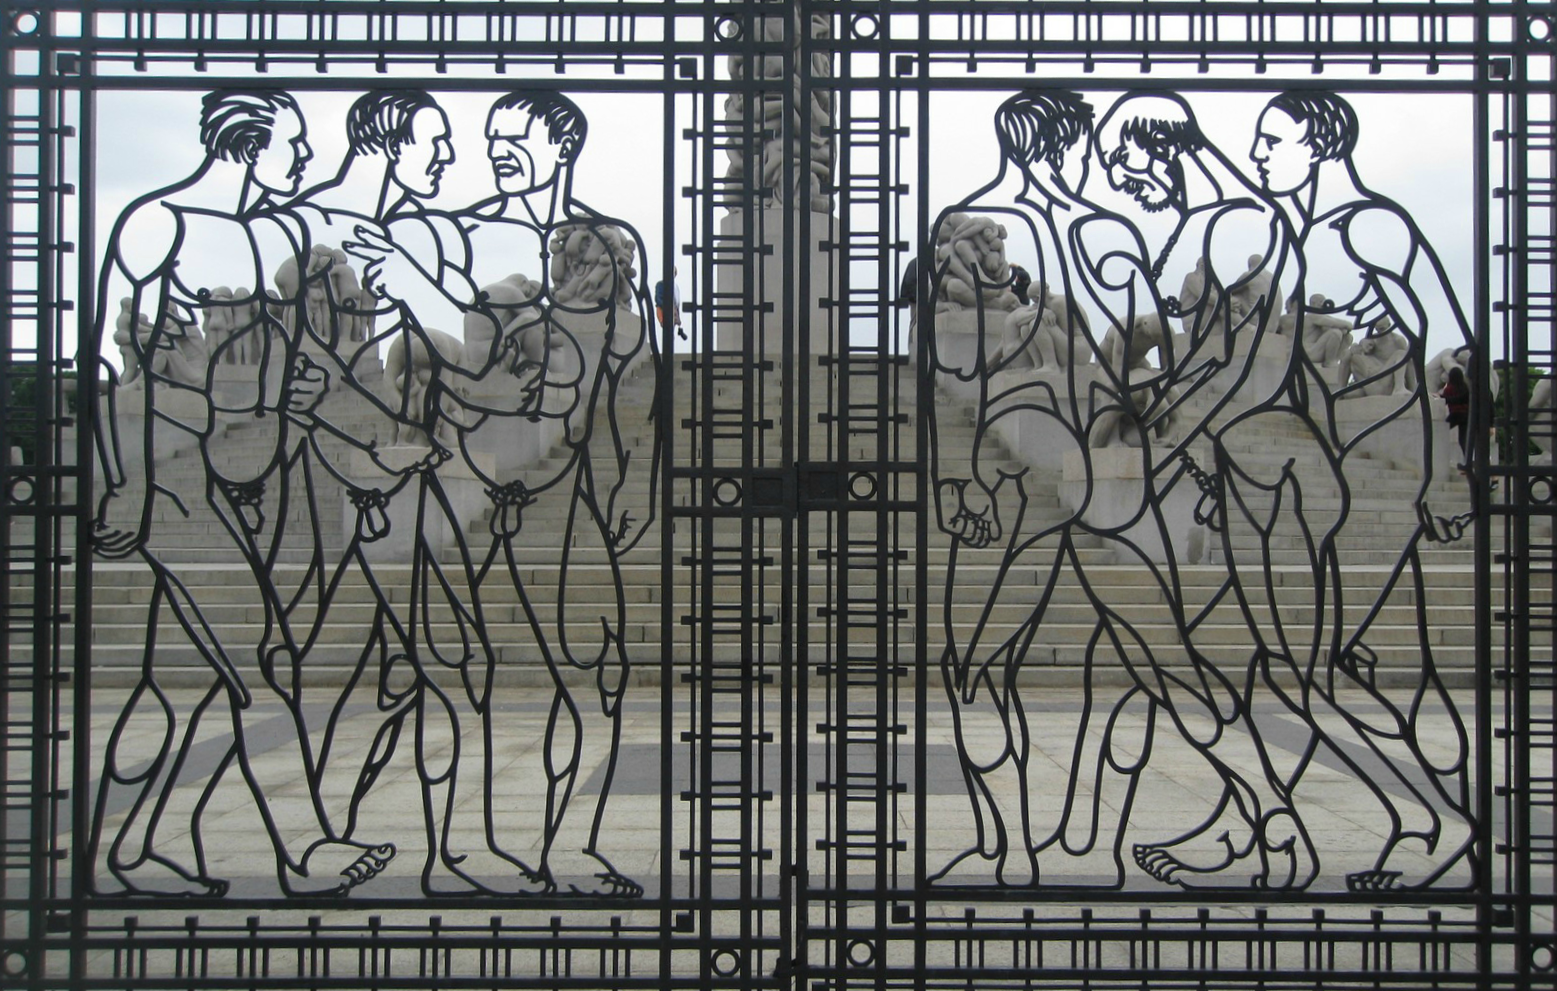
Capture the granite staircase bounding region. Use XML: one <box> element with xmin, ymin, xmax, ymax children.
<box><xmin>64</xmin><ymin>354</ymin><xmax>1516</xmax><ymax>686</ymax></box>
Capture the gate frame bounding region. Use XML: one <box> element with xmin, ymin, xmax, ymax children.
<box><xmin>0</xmin><ymin>2</ymin><xmax>1550</xmax><ymax>989</ymax></box>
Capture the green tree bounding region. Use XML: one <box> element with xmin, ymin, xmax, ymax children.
<box><xmin>2</xmin><ymin>363</ymin><xmax>78</xmax><ymax>465</ymax></box>
<box><xmin>1492</xmin><ymin>361</ymin><xmax>1548</xmax><ymax>464</ymax></box>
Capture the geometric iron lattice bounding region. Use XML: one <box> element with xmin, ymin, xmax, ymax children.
<box><xmin>2</xmin><ymin>2</ymin><xmax>1553</xmax><ymax>989</ymax></box>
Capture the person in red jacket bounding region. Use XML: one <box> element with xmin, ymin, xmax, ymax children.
<box><xmin>1440</xmin><ymin>365</ymin><xmax>1471</xmax><ymax>465</ymax></box>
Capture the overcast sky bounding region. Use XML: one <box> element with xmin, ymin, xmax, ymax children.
<box><xmin>89</xmin><ymin>84</ymin><xmax>1476</xmax><ymax>364</ymax></box>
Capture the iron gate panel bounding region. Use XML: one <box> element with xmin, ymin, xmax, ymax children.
<box><xmin>0</xmin><ymin>2</ymin><xmax>1552</xmax><ymax>989</ymax></box>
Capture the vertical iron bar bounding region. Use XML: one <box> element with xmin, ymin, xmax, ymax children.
<box><xmin>0</xmin><ymin>10</ymin><xmax>21</xmax><ymax>982</ymax></box>
<box><xmin>68</xmin><ymin>29</ymin><xmax>97</xmax><ymax>987</ymax></box>
<box><xmin>913</xmin><ymin>12</ymin><xmax>932</xmax><ymax>987</ymax></box>
<box><xmin>1507</xmin><ymin>37</ymin><xmax>1534</xmax><ymax>991</ymax></box>
<box><xmin>30</xmin><ymin>24</ymin><xmax>59</xmax><ymax>991</ymax></box>
<box><xmin>783</xmin><ymin>4</ymin><xmax>802</xmax><ymax>989</ymax></box>
<box><xmin>832</xmin><ymin>11</ymin><xmax>851</xmax><ymax>985</ymax></box>
<box><xmin>795</xmin><ymin>5</ymin><xmax>814</xmax><ymax>986</ymax></box>
<box><xmin>1471</xmin><ymin>11</ymin><xmax>1495</xmax><ymax>990</ymax></box>
<box><xmin>658</xmin><ymin>24</ymin><xmax>676</xmax><ymax>988</ymax></box>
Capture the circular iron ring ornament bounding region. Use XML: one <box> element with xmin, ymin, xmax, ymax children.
<box><xmin>711</xmin><ymin>477</ymin><xmax>743</xmax><ymax>508</ymax></box>
<box><xmin>8</xmin><ymin>9</ymin><xmax>40</xmax><ymax>36</ymax></box>
<box><xmin>710</xmin><ymin>948</ymin><xmax>743</xmax><ymax>978</ymax></box>
<box><xmin>8</xmin><ymin>475</ymin><xmax>36</xmax><ymax>507</ymax></box>
<box><xmin>715</xmin><ymin>16</ymin><xmax>743</xmax><ymax>42</ymax></box>
<box><xmin>1531</xmin><ymin>942</ymin><xmax>1554</xmax><ymax>972</ymax></box>
<box><xmin>846</xmin><ymin>938</ymin><xmax>877</xmax><ymax>968</ymax></box>
<box><xmin>1529</xmin><ymin>477</ymin><xmax>1553</xmax><ymax>507</ymax></box>
<box><xmin>2</xmin><ymin>949</ymin><xmax>28</xmax><ymax>978</ymax></box>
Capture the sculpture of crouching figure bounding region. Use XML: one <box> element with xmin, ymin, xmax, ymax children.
<box><xmin>990</xmin><ymin>281</ymin><xmax>1093</xmax><ymax>372</ymax></box>
<box><xmin>1229</xmin><ymin>253</ymin><xmax>1279</xmax><ymax>337</ymax></box>
<box><xmin>274</xmin><ymin>243</ymin><xmax>376</xmax><ymax>347</ymax></box>
<box><xmin>1175</xmin><ymin>256</ymin><xmax>1219</xmax><ymax>337</ymax></box>
<box><xmin>1337</xmin><ymin>316</ymin><xmax>1414</xmax><ymax>397</ymax></box>
<box><xmin>1278</xmin><ymin>293</ymin><xmax>1354</xmax><ymax>370</ymax></box>
<box><xmin>115</xmin><ymin>297</ymin><xmax>209</xmax><ymax>390</ymax></box>
<box><xmin>933</xmin><ymin>213</ymin><xmax>1021</xmax><ymax>314</ymax></box>
<box><xmin>1091</xmin><ymin>313</ymin><xmax>1179</xmax><ymax>448</ymax></box>
<box><xmin>201</xmin><ymin>287</ymin><xmax>268</xmax><ymax>366</ymax></box>
<box><xmin>383</xmin><ymin>327</ymin><xmax>467</xmax><ymax>447</ymax></box>
<box><xmin>549</xmin><ymin>224</ymin><xmax>638</xmax><ymax>310</ymax></box>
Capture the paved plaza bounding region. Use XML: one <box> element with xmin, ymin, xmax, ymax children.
<box><xmin>76</xmin><ymin>683</ymin><xmax>1530</xmax><ymax>901</ymax></box>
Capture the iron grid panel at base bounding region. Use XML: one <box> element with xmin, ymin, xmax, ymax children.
<box><xmin>0</xmin><ymin>2</ymin><xmax>1551</xmax><ymax>989</ymax></box>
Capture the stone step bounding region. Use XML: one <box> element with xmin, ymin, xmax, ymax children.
<box><xmin>85</xmin><ymin>624</ymin><xmax>1502</xmax><ymax>663</ymax></box>
<box><xmin>63</xmin><ymin>557</ymin><xmax>1496</xmax><ymax>597</ymax></box>
<box><xmin>76</xmin><ymin>559</ymin><xmax>1491</xmax><ymax>587</ymax></box>
<box><xmin>63</xmin><ymin>640</ymin><xmax>1484</xmax><ymax>681</ymax></box>
<box><xmin>107</xmin><ymin>538</ymin><xmax>1478</xmax><ymax>569</ymax></box>
<box><xmin>84</xmin><ymin>597</ymin><xmax>1478</xmax><ymax>641</ymax></box>
<box><xmin>66</xmin><ymin>577</ymin><xmax>1494</xmax><ymax>615</ymax></box>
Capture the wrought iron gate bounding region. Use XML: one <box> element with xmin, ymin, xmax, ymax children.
<box><xmin>2</xmin><ymin>2</ymin><xmax>1554</xmax><ymax>988</ymax></box>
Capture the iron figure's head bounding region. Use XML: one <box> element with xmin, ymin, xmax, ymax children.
<box><xmin>201</xmin><ymin>89</ymin><xmax>312</xmax><ymax>196</ymax></box>
<box><xmin>993</xmin><ymin>90</ymin><xmax>1094</xmax><ymax>195</ymax></box>
<box><xmin>485</xmin><ymin>91</ymin><xmax>587</xmax><ymax>196</ymax></box>
<box><xmin>346</xmin><ymin>89</ymin><xmax>454</xmax><ymax>200</ymax></box>
<box><xmin>1095</xmin><ymin>94</ymin><xmax>1203</xmax><ymax>214</ymax></box>
<box><xmin>1251</xmin><ymin>91</ymin><xmax>1358</xmax><ymax>196</ymax></box>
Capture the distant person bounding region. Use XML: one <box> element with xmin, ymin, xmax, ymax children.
<box><xmin>1008</xmin><ymin>263</ymin><xmax>1032</xmax><ymax>303</ymax></box>
<box><xmin>655</xmin><ymin>265</ymin><xmax>685</xmax><ymax>339</ymax></box>
<box><xmin>1440</xmin><ymin>365</ymin><xmax>1471</xmax><ymax>465</ymax></box>
<box><xmin>898</xmin><ymin>256</ymin><xmax>919</xmax><ymax>308</ymax></box>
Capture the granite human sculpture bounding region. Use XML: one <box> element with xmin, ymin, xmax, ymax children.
<box><xmin>1337</xmin><ymin>316</ymin><xmax>1415</xmax><ymax>397</ymax></box>
<box><xmin>550</xmin><ymin>223</ymin><xmax>639</xmax><ymax>308</ymax></box>
<box><xmin>1092</xmin><ymin>313</ymin><xmax>1179</xmax><ymax>449</ymax></box>
<box><xmin>273</xmin><ymin>243</ymin><xmax>376</xmax><ymax>347</ymax></box>
<box><xmin>200</xmin><ymin>286</ymin><xmax>270</xmax><ymax>366</ymax></box>
<box><xmin>1230</xmin><ymin>252</ymin><xmax>1281</xmax><ymax>337</ymax></box>
<box><xmin>723</xmin><ymin>9</ymin><xmax>834</xmax><ymax>212</ymax></box>
<box><xmin>113</xmin><ymin>297</ymin><xmax>209</xmax><ymax>390</ymax></box>
<box><xmin>1175</xmin><ymin>257</ymin><xmax>1216</xmax><ymax>336</ymax></box>
<box><xmin>1289</xmin><ymin>292</ymin><xmax>1355</xmax><ymax>368</ymax></box>
<box><xmin>933</xmin><ymin>213</ymin><xmax>1021</xmax><ymax>313</ymax></box>
<box><xmin>1424</xmin><ymin>345</ymin><xmax>1489</xmax><ymax>400</ymax></box>
<box><xmin>990</xmin><ymin>305</ymin><xmax>1069</xmax><ymax>371</ymax></box>
<box><xmin>381</xmin><ymin>324</ymin><xmax>467</xmax><ymax>446</ymax></box>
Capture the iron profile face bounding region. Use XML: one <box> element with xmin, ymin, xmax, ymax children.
<box><xmin>1</xmin><ymin>3</ymin><xmax>1552</xmax><ymax>989</ymax></box>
